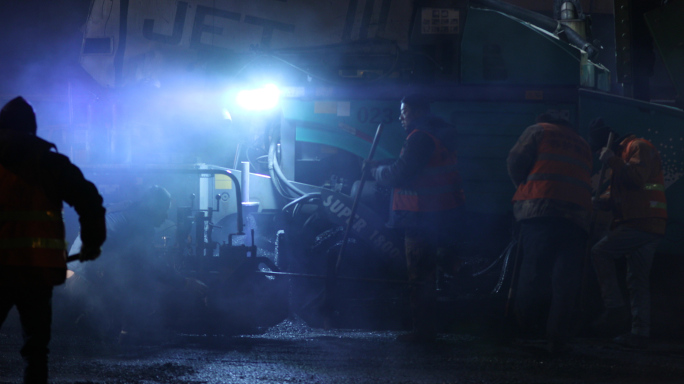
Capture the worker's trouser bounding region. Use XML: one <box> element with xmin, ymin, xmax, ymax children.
<box><xmin>515</xmin><ymin>217</ymin><xmax>586</xmax><ymax>344</ymax></box>
<box><xmin>0</xmin><ymin>285</ymin><xmax>53</xmax><ymax>384</ymax></box>
<box><xmin>592</xmin><ymin>225</ymin><xmax>661</xmax><ymax>337</ymax></box>
<box><xmin>404</xmin><ymin>227</ymin><xmax>441</xmax><ymax>336</ymax></box>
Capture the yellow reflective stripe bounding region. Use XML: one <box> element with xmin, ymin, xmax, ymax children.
<box><xmin>649</xmin><ymin>201</ymin><xmax>668</xmax><ymax>210</ymax></box>
<box><xmin>0</xmin><ymin>238</ymin><xmax>66</xmax><ymax>250</ymax></box>
<box><xmin>644</xmin><ymin>184</ymin><xmax>665</xmax><ymax>191</ymax></box>
<box><xmin>0</xmin><ymin>211</ymin><xmax>62</xmax><ymax>221</ymax></box>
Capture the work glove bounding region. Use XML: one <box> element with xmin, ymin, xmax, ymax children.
<box><xmin>79</xmin><ymin>245</ymin><xmax>101</xmax><ymax>262</ymax></box>
<box><xmin>362</xmin><ymin>159</ymin><xmax>379</xmax><ymax>174</ymax></box>
<box><xmin>185</xmin><ymin>277</ymin><xmax>209</xmax><ymax>296</ymax></box>
<box><xmin>599</xmin><ymin>147</ymin><xmax>615</xmax><ymax>164</ymax></box>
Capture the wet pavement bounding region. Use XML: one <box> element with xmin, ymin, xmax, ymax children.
<box><xmin>2</xmin><ymin>317</ymin><xmax>684</xmax><ymax>384</ymax></box>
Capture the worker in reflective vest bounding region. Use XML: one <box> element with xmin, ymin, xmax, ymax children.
<box><xmin>391</xmin><ymin>130</ymin><xmax>464</xmax><ymax>212</ymax></box>
<box><xmin>588</xmin><ymin>117</ymin><xmax>667</xmax><ymax>349</ymax></box>
<box><xmin>507</xmin><ymin>112</ymin><xmax>592</xmax><ymax>353</ymax></box>
<box><xmin>0</xmin><ymin>97</ymin><xmax>106</xmax><ymax>384</ymax></box>
<box><xmin>370</xmin><ymin>94</ymin><xmax>465</xmax><ymax>343</ymax></box>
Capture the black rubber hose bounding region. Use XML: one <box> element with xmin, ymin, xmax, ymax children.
<box><xmin>470</xmin><ymin>0</ymin><xmax>598</xmax><ymax>60</ymax></box>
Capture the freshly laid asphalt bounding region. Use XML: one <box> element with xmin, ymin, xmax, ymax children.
<box><xmin>2</xmin><ymin>315</ymin><xmax>684</xmax><ymax>384</ymax></box>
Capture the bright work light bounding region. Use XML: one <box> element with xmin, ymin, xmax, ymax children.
<box><xmin>236</xmin><ymin>84</ymin><xmax>280</xmax><ymax>111</ymax></box>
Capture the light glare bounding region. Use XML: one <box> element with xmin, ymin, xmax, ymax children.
<box><xmin>236</xmin><ymin>84</ymin><xmax>280</xmax><ymax>110</ymax></box>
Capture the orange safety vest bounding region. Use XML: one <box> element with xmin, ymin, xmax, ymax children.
<box><xmin>512</xmin><ymin>123</ymin><xmax>592</xmax><ymax>210</ymax></box>
<box><xmin>0</xmin><ymin>163</ymin><xmax>66</xmax><ymax>269</ymax></box>
<box><xmin>392</xmin><ymin>130</ymin><xmax>465</xmax><ymax>212</ymax></box>
<box><xmin>612</xmin><ymin>137</ymin><xmax>667</xmax><ymax>221</ymax></box>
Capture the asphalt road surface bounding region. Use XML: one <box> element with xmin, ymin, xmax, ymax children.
<box><xmin>2</xmin><ymin>315</ymin><xmax>684</xmax><ymax>384</ymax></box>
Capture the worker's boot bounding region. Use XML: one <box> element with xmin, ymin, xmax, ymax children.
<box><xmin>23</xmin><ymin>361</ymin><xmax>48</xmax><ymax>384</ymax></box>
<box><xmin>591</xmin><ymin>306</ymin><xmax>630</xmax><ymax>336</ymax></box>
<box><xmin>397</xmin><ymin>285</ymin><xmax>436</xmax><ymax>343</ymax></box>
<box><xmin>397</xmin><ymin>311</ymin><xmax>436</xmax><ymax>343</ymax></box>
<box><xmin>613</xmin><ymin>333</ymin><xmax>648</xmax><ymax>349</ymax></box>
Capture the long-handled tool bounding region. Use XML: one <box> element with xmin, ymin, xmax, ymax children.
<box><xmin>334</xmin><ymin>123</ymin><xmax>384</xmax><ymax>272</ymax></box>
<box><xmin>580</xmin><ymin>131</ymin><xmax>615</xmax><ymax>310</ymax></box>
<box><xmin>588</xmin><ymin>131</ymin><xmax>615</xmax><ymax>237</ymax></box>
<box><xmin>322</xmin><ymin>123</ymin><xmax>384</xmax><ymax>322</ymax></box>
<box><xmin>497</xmin><ymin>224</ymin><xmax>523</xmax><ymax>342</ymax></box>
<box><xmin>503</xmin><ymin>228</ymin><xmax>523</xmax><ymax>319</ymax></box>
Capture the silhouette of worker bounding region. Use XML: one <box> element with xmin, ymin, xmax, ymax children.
<box><xmin>369</xmin><ymin>94</ymin><xmax>465</xmax><ymax>342</ymax></box>
<box><xmin>0</xmin><ymin>96</ymin><xmax>106</xmax><ymax>384</ymax></box>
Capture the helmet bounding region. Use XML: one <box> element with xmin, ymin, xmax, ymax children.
<box><xmin>0</xmin><ymin>97</ymin><xmax>37</xmax><ymax>135</ymax></box>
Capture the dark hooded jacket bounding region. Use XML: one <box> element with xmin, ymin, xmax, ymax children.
<box><xmin>0</xmin><ymin>130</ymin><xmax>106</xmax><ymax>286</ymax></box>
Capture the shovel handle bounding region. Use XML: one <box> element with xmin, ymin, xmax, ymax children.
<box><xmin>594</xmin><ymin>131</ymin><xmax>615</xmax><ymax>199</ymax></box>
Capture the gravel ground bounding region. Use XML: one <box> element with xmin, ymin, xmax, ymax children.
<box><xmin>2</xmin><ymin>317</ymin><xmax>684</xmax><ymax>384</ymax></box>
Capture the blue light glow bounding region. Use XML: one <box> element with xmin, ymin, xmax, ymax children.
<box><xmin>236</xmin><ymin>84</ymin><xmax>280</xmax><ymax>111</ymax></box>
